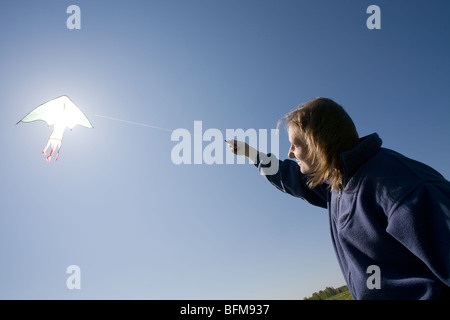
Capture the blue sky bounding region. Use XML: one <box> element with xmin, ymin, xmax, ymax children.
<box><xmin>0</xmin><ymin>0</ymin><xmax>449</xmax><ymax>299</ymax></box>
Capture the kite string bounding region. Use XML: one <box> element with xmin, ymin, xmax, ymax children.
<box><xmin>95</xmin><ymin>114</ymin><xmax>174</xmax><ymax>133</ymax></box>
<box><xmin>95</xmin><ymin>114</ymin><xmax>209</xmax><ymax>139</ymax></box>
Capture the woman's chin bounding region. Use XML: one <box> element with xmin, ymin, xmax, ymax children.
<box><xmin>298</xmin><ymin>163</ymin><xmax>311</xmax><ymax>174</ymax></box>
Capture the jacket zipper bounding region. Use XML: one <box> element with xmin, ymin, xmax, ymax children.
<box><xmin>338</xmin><ymin>181</ymin><xmax>343</xmax><ymax>204</ymax></box>
<box><xmin>336</xmin><ymin>187</ymin><xmax>342</xmax><ymax>218</ymax></box>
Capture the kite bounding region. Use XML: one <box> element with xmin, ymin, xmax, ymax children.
<box><xmin>17</xmin><ymin>95</ymin><xmax>93</xmax><ymax>162</ymax></box>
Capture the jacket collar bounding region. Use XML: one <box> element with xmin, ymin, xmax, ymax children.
<box><xmin>340</xmin><ymin>133</ymin><xmax>382</xmax><ymax>180</ymax></box>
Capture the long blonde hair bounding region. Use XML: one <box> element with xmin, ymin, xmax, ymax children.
<box><xmin>281</xmin><ymin>98</ymin><xmax>359</xmax><ymax>191</ymax></box>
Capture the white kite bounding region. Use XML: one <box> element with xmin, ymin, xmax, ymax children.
<box><xmin>17</xmin><ymin>95</ymin><xmax>93</xmax><ymax>162</ymax></box>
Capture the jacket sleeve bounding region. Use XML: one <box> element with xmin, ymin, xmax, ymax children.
<box><xmin>386</xmin><ymin>180</ymin><xmax>450</xmax><ymax>287</ymax></box>
<box><xmin>254</xmin><ymin>152</ymin><xmax>328</xmax><ymax>209</ymax></box>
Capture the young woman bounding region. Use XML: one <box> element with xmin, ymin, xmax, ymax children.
<box><xmin>228</xmin><ymin>97</ymin><xmax>450</xmax><ymax>300</ymax></box>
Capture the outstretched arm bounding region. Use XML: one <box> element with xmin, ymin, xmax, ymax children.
<box><xmin>227</xmin><ymin>139</ymin><xmax>329</xmax><ymax>208</ymax></box>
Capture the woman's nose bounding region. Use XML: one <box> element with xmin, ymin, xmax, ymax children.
<box><xmin>288</xmin><ymin>146</ymin><xmax>295</xmax><ymax>159</ymax></box>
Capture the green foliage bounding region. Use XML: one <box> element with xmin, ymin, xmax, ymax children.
<box><xmin>325</xmin><ymin>290</ymin><xmax>353</xmax><ymax>300</ymax></box>
<box><xmin>303</xmin><ymin>285</ymin><xmax>353</xmax><ymax>300</ymax></box>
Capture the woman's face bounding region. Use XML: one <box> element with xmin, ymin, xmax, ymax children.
<box><xmin>287</xmin><ymin>126</ymin><xmax>313</xmax><ymax>174</ymax></box>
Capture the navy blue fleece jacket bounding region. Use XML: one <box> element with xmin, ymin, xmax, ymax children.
<box><xmin>255</xmin><ymin>133</ymin><xmax>450</xmax><ymax>299</ymax></box>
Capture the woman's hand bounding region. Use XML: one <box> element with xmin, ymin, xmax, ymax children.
<box><xmin>226</xmin><ymin>140</ymin><xmax>258</xmax><ymax>163</ymax></box>
<box><xmin>226</xmin><ymin>139</ymin><xmax>247</xmax><ymax>156</ymax></box>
